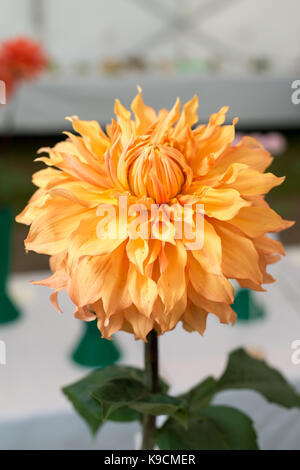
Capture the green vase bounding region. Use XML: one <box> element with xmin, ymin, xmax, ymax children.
<box><xmin>233</xmin><ymin>288</ymin><xmax>265</xmax><ymax>322</ymax></box>
<box><xmin>72</xmin><ymin>320</ymin><xmax>121</xmax><ymax>368</ymax></box>
<box><xmin>0</xmin><ymin>207</ymin><xmax>20</xmax><ymax>324</ymax></box>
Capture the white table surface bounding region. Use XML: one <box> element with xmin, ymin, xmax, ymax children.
<box><xmin>1</xmin><ymin>246</ymin><xmax>300</xmax><ymax>449</ymax></box>
<box><xmin>0</xmin><ymin>75</ymin><xmax>299</xmax><ymax>134</ymax></box>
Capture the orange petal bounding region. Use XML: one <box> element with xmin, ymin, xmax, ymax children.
<box><xmin>131</xmin><ymin>87</ymin><xmax>157</xmax><ymax>135</ymax></box>
<box><xmin>229</xmin><ymin>206</ymin><xmax>294</xmax><ymax>238</ymax></box>
<box><xmin>199</xmin><ymin>187</ymin><xmax>250</xmax><ymax>220</ymax></box>
<box><xmin>214</xmin><ymin>221</ymin><xmax>263</xmax><ymax>284</ymax></box>
<box><xmin>68</xmin><ymin>211</ymin><xmax>125</xmax><ymax>264</ymax></box>
<box><xmin>24</xmin><ymin>198</ymin><xmax>88</xmax><ymax>255</ymax></box>
<box><xmin>182</xmin><ymin>303</ymin><xmax>208</xmax><ymax>335</ymax></box>
<box><xmin>254</xmin><ymin>235</ymin><xmax>285</xmax><ymax>256</ymax></box>
<box><xmin>192</xmin><ymin>218</ymin><xmax>222</xmax><ymax>275</ymax></box>
<box><xmin>187</xmin><ymin>251</ymin><xmax>234</xmax><ymax>304</ymax></box>
<box><xmin>188</xmin><ymin>284</ymin><xmax>236</xmax><ymax>326</ymax></box>
<box><xmin>124</xmin><ymin>305</ymin><xmax>153</xmax><ymax>341</ymax></box>
<box><xmin>172</xmin><ymin>95</ymin><xmax>198</xmax><ymax>140</ymax></box>
<box><xmin>71</xmin><ymin>118</ymin><xmax>109</xmax><ymax>156</ymax></box>
<box><xmin>223</xmin><ymin>168</ymin><xmax>285</xmax><ymax>195</ymax></box>
<box><xmin>126</xmin><ymin>238</ymin><xmax>149</xmax><ymax>274</ymax></box>
<box><xmin>151</xmin><ymin>98</ymin><xmax>181</xmax><ymax>144</ymax></box>
<box><xmin>157</xmin><ymin>241</ymin><xmax>187</xmax><ymax>315</ymax></box>
<box><xmin>214</xmin><ymin>136</ymin><xmax>273</xmax><ymax>173</ymax></box>
<box><xmin>127</xmin><ymin>263</ymin><xmax>157</xmax><ymax>317</ymax></box>
<box><xmin>114</xmin><ymin>99</ymin><xmax>134</xmax><ymax>146</ymax></box>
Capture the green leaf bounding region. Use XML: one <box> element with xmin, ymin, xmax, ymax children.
<box><xmin>92</xmin><ymin>378</ymin><xmax>188</xmax><ymax>425</ymax></box>
<box><xmin>180</xmin><ymin>376</ymin><xmax>217</xmax><ymax>410</ymax></box>
<box><xmin>217</xmin><ymin>348</ymin><xmax>300</xmax><ymax>408</ymax></box>
<box><xmin>108</xmin><ymin>407</ymin><xmax>141</xmax><ymax>422</ymax></box>
<box><xmin>180</xmin><ymin>349</ymin><xmax>300</xmax><ymax>414</ymax></box>
<box><xmin>92</xmin><ymin>378</ymin><xmax>147</xmax><ymax>420</ymax></box>
<box><xmin>131</xmin><ymin>393</ymin><xmax>184</xmax><ymax>415</ymax></box>
<box><xmin>131</xmin><ymin>394</ymin><xmax>188</xmax><ymax>427</ymax></box>
<box><xmin>62</xmin><ymin>365</ymin><xmax>147</xmax><ymax>435</ymax></box>
<box><xmin>156</xmin><ymin>405</ymin><xmax>258</xmax><ymax>450</ymax></box>
<box><xmin>62</xmin><ymin>365</ymin><xmax>169</xmax><ymax>434</ymax></box>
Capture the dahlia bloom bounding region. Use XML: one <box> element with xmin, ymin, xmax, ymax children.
<box><xmin>0</xmin><ymin>37</ymin><xmax>48</xmax><ymax>96</ymax></box>
<box><xmin>16</xmin><ymin>90</ymin><xmax>293</xmax><ymax>340</ymax></box>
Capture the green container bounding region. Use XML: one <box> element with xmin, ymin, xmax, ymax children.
<box><xmin>0</xmin><ymin>207</ymin><xmax>20</xmax><ymax>324</ymax></box>
<box><xmin>233</xmin><ymin>288</ymin><xmax>265</xmax><ymax>322</ymax></box>
<box><xmin>72</xmin><ymin>320</ymin><xmax>121</xmax><ymax>368</ymax></box>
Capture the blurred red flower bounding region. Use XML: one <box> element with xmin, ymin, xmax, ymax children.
<box><xmin>0</xmin><ymin>37</ymin><xmax>48</xmax><ymax>100</ymax></box>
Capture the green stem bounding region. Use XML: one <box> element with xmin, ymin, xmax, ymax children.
<box><xmin>141</xmin><ymin>330</ymin><xmax>159</xmax><ymax>450</ymax></box>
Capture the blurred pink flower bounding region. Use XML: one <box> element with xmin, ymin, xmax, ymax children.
<box><xmin>233</xmin><ymin>132</ymin><xmax>287</xmax><ymax>156</ymax></box>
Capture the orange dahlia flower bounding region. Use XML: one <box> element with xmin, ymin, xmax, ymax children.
<box><xmin>16</xmin><ymin>90</ymin><xmax>293</xmax><ymax>340</ymax></box>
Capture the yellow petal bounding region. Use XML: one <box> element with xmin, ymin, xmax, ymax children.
<box><xmin>60</xmin><ymin>152</ymin><xmax>110</xmax><ymax>188</ymax></box>
<box><xmin>131</xmin><ymin>87</ymin><xmax>157</xmax><ymax>134</ymax></box>
<box><xmin>15</xmin><ymin>189</ymin><xmax>51</xmax><ymax>225</ymax></box>
<box><xmin>114</xmin><ymin>99</ymin><xmax>134</xmax><ymax>146</ymax></box>
<box><xmin>214</xmin><ymin>221</ymin><xmax>263</xmax><ymax>284</ymax></box>
<box><xmin>151</xmin><ymin>98</ymin><xmax>181</xmax><ymax>144</ymax></box>
<box><xmin>254</xmin><ymin>235</ymin><xmax>285</xmax><ymax>256</ymax></box>
<box><xmin>192</xmin><ymin>219</ymin><xmax>222</xmax><ymax>275</ymax></box>
<box><xmin>172</xmin><ymin>95</ymin><xmax>198</xmax><ymax>140</ymax></box>
<box><xmin>124</xmin><ymin>305</ymin><xmax>153</xmax><ymax>341</ymax></box>
<box><xmin>214</xmin><ymin>136</ymin><xmax>273</xmax><ymax>173</ymax></box>
<box><xmin>187</xmin><ymin>251</ymin><xmax>234</xmax><ymax>304</ymax></box>
<box><xmin>32</xmin><ymin>167</ymin><xmax>66</xmax><ymax>188</ymax></box>
<box><xmin>68</xmin><ymin>243</ymin><xmax>130</xmax><ymax>314</ymax></box>
<box><xmin>68</xmin><ymin>211</ymin><xmax>125</xmax><ymax>263</ymax></box>
<box><xmin>182</xmin><ymin>303</ymin><xmax>208</xmax><ymax>335</ymax></box>
<box><xmin>126</xmin><ymin>238</ymin><xmax>149</xmax><ymax>274</ymax></box>
<box><xmin>229</xmin><ymin>206</ymin><xmax>294</xmax><ymax>238</ymax></box>
<box><xmin>188</xmin><ymin>284</ymin><xmax>236</xmax><ymax>326</ymax></box>
<box><xmin>223</xmin><ymin>168</ymin><xmax>285</xmax><ymax>195</ymax></box>
<box><xmin>157</xmin><ymin>241</ymin><xmax>187</xmax><ymax>315</ymax></box>
<box><xmin>199</xmin><ymin>187</ymin><xmax>250</xmax><ymax>220</ymax></box>
<box><xmin>24</xmin><ymin>198</ymin><xmax>87</xmax><ymax>255</ymax></box>
<box><xmin>127</xmin><ymin>264</ymin><xmax>157</xmax><ymax>317</ymax></box>
<box><xmin>74</xmin><ymin>306</ymin><xmax>96</xmax><ymax>321</ymax></box>
<box><xmin>71</xmin><ymin>118</ymin><xmax>109</xmax><ymax>156</ymax></box>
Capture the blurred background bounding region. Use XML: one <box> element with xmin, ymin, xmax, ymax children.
<box><xmin>1</xmin><ymin>0</ymin><xmax>300</xmax><ymax>450</ymax></box>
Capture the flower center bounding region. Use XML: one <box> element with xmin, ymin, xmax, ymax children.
<box><xmin>128</xmin><ymin>145</ymin><xmax>192</xmax><ymax>203</ymax></box>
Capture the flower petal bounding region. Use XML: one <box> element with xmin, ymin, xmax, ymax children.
<box><xmin>229</xmin><ymin>206</ymin><xmax>294</xmax><ymax>238</ymax></box>
<box><xmin>24</xmin><ymin>198</ymin><xmax>88</xmax><ymax>255</ymax></box>
<box><xmin>124</xmin><ymin>305</ymin><xmax>153</xmax><ymax>341</ymax></box>
<box><xmin>187</xmin><ymin>251</ymin><xmax>234</xmax><ymax>304</ymax></box>
<box><xmin>192</xmin><ymin>219</ymin><xmax>222</xmax><ymax>275</ymax></box>
<box><xmin>157</xmin><ymin>241</ymin><xmax>187</xmax><ymax>315</ymax></box>
<box><xmin>214</xmin><ymin>221</ymin><xmax>263</xmax><ymax>284</ymax></box>
<box><xmin>127</xmin><ymin>264</ymin><xmax>157</xmax><ymax>317</ymax></box>
<box><xmin>223</xmin><ymin>168</ymin><xmax>285</xmax><ymax>195</ymax></box>
<box><xmin>199</xmin><ymin>187</ymin><xmax>250</xmax><ymax>220</ymax></box>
